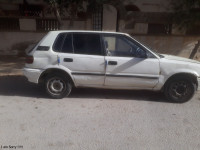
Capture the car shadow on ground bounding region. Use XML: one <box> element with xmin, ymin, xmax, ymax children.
<box><xmin>0</xmin><ymin>75</ymin><xmax>170</xmax><ymax>103</ymax></box>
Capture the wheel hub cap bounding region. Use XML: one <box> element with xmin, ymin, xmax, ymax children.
<box><xmin>50</xmin><ymin>79</ymin><xmax>64</xmax><ymax>93</ymax></box>
<box><xmin>171</xmin><ymin>82</ymin><xmax>188</xmax><ymax>98</ymax></box>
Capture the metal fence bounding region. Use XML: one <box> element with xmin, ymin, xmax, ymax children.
<box><xmin>36</xmin><ymin>18</ymin><xmax>60</xmax><ymax>31</ymax></box>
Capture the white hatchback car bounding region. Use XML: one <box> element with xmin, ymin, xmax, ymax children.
<box><xmin>23</xmin><ymin>31</ymin><xmax>200</xmax><ymax>102</ymax></box>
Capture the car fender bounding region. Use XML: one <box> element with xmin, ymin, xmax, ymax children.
<box><xmin>40</xmin><ymin>64</ymin><xmax>77</xmax><ymax>86</ymax></box>
<box><xmin>154</xmin><ymin>68</ymin><xmax>199</xmax><ymax>90</ymax></box>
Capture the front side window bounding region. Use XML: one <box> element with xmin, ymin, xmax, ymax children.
<box><xmin>103</xmin><ymin>35</ymin><xmax>147</xmax><ymax>58</ymax></box>
<box><xmin>73</xmin><ymin>34</ymin><xmax>102</xmax><ymax>55</ymax></box>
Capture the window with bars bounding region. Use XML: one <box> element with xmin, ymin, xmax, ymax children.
<box><xmin>36</xmin><ymin>18</ymin><xmax>60</xmax><ymax>31</ymax></box>
<box><xmin>92</xmin><ymin>6</ymin><xmax>103</xmax><ymax>31</ymax></box>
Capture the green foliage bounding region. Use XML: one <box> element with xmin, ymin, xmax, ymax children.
<box><xmin>44</xmin><ymin>0</ymin><xmax>85</xmax><ymax>16</ymax></box>
<box><xmin>44</xmin><ymin>0</ymin><xmax>125</xmax><ymax>17</ymax></box>
<box><xmin>44</xmin><ymin>0</ymin><xmax>125</xmax><ymax>28</ymax></box>
<box><xmin>171</xmin><ymin>0</ymin><xmax>200</xmax><ymax>29</ymax></box>
<box><xmin>44</xmin><ymin>0</ymin><xmax>109</xmax><ymax>16</ymax></box>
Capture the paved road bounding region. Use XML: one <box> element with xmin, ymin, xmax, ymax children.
<box><xmin>0</xmin><ymin>76</ymin><xmax>200</xmax><ymax>150</ymax></box>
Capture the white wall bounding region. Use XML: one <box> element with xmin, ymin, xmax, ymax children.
<box><xmin>124</xmin><ymin>0</ymin><xmax>171</xmax><ymax>12</ymax></box>
<box><xmin>19</xmin><ymin>19</ymin><xmax>37</xmax><ymax>31</ymax></box>
<box><xmin>102</xmin><ymin>4</ymin><xmax>117</xmax><ymax>32</ymax></box>
<box><xmin>61</xmin><ymin>20</ymin><xmax>92</xmax><ymax>30</ymax></box>
<box><xmin>0</xmin><ymin>32</ymin><xmax>45</xmax><ymax>56</ymax></box>
<box><xmin>119</xmin><ymin>21</ymin><xmax>148</xmax><ymax>34</ymax></box>
<box><xmin>0</xmin><ymin>31</ymin><xmax>199</xmax><ymax>61</ymax></box>
<box><xmin>134</xmin><ymin>35</ymin><xmax>200</xmax><ymax>60</ymax></box>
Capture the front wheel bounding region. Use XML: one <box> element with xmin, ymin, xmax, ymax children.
<box><xmin>45</xmin><ymin>74</ymin><xmax>72</xmax><ymax>99</ymax></box>
<box><xmin>164</xmin><ymin>78</ymin><xmax>196</xmax><ymax>103</ymax></box>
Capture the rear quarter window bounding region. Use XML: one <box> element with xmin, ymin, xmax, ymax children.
<box><xmin>53</xmin><ymin>33</ymin><xmax>73</xmax><ymax>53</ymax></box>
<box><xmin>53</xmin><ymin>33</ymin><xmax>66</xmax><ymax>52</ymax></box>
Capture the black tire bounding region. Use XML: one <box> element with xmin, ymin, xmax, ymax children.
<box><xmin>45</xmin><ymin>73</ymin><xmax>72</xmax><ymax>99</ymax></box>
<box><xmin>164</xmin><ymin>77</ymin><xmax>196</xmax><ymax>103</ymax></box>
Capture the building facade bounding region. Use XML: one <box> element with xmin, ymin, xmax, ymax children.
<box><xmin>0</xmin><ymin>0</ymin><xmax>199</xmax><ymax>60</ymax></box>
<box><xmin>0</xmin><ymin>0</ymin><xmax>174</xmax><ymax>33</ymax></box>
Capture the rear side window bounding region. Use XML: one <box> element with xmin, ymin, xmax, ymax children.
<box><xmin>53</xmin><ymin>33</ymin><xmax>102</xmax><ymax>55</ymax></box>
<box><xmin>73</xmin><ymin>34</ymin><xmax>102</xmax><ymax>55</ymax></box>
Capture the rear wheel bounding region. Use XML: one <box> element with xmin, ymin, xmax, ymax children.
<box><xmin>45</xmin><ymin>74</ymin><xmax>72</xmax><ymax>99</ymax></box>
<box><xmin>164</xmin><ymin>77</ymin><xmax>196</xmax><ymax>103</ymax></box>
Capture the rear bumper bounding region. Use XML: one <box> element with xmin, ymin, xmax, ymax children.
<box><xmin>198</xmin><ymin>77</ymin><xmax>200</xmax><ymax>91</ymax></box>
<box><xmin>23</xmin><ymin>68</ymin><xmax>43</xmax><ymax>84</ymax></box>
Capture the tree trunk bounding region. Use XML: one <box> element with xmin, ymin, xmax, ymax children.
<box><xmin>53</xmin><ymin>3</ymin><xmax>64</xmax><ymax>29</ymax></box>
<box><xmin>68</xmin><ymin>3</ymin><xmax>77</xmax><ymax>30</ymax></box>
<box><xmin>68</xmin><ymin>19</ymin><xmax>74</xmax><ymax>29</ymax></box>
<box><xmin>189</xmin><ymin>40</ymin><xmax>200</xmax><ymax>59</ymax></box>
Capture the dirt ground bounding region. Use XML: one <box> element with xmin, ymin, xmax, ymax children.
<box><xmin>0</xmin><ymin>56</ymin><xmax>24</xmax><ymax>76</ymax></box>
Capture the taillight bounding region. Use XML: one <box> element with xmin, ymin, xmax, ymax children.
<box><xmin>26</xmin><ymin>56</ymin><xmax>34</xmax><ymax>64</ymax></box>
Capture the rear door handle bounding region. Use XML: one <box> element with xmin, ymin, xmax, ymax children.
<box><xmin>64</xmin><ymin>58</ymin><xmax>73</xmax><ymax>62</ymax></box>
<box><xmin>108</xmin><ymin>61</ymin><xmax>117</xmax><ymax>65</ymax></box>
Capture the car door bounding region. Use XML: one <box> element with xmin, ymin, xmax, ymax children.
<box><xmin>103</xmin><ymin>34</ymin><xmax>160</xmax><ymax>89</ymax></box>
<box><xmin>54</xmin><ymin>33</ymin><xmax>105</xmax><ymax>86</ymax></box>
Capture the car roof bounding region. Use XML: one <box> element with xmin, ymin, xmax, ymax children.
<box><xmin>49</xmin><ymin>30</ymin><xmax>129</xmax><ymax>36</ymax></box>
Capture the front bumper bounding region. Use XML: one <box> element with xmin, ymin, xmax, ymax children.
<box><xmin>198</xmin><ymin>77</ymin><xmax>200</xmax><ymax>91</ymax></box>
<box><xmin>23</xmin><ymin>68</ymin><xmax>43</xmax><ymax>84</ymax></box>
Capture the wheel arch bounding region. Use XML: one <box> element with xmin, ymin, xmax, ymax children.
<box><xmin>162</xmin><ymin>73</ymin><xmax>198</xmax><ymax>91</ymax></box>
<box><xmin>38</xmin><ymin>68</ymin><xmax>75</xmax><ymax>86</ymax></box>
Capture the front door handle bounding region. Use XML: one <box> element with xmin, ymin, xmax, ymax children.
<box><xmin>64</xmin><ymin>58</ymin><xmax>73</xmax><ymax>62</ymax></box>
<box><xmin>108</xmin><ymin>61</ymin><xmax>117</xmax><ymax>65</ymax></box>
